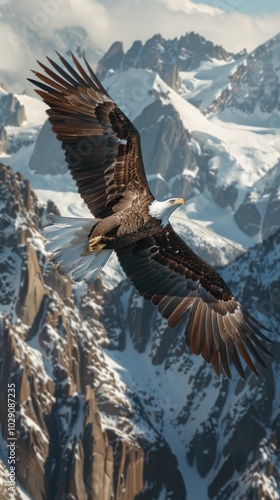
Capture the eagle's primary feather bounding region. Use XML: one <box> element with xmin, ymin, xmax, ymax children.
<box><xmin>28</xmin><ymin>52</ymin><xmax>273</xmax><ymax>380</ymax></box>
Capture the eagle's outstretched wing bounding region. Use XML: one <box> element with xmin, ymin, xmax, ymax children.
<box><xmin>28</xmin><ymin>52</ymin><xmax>153</xmax><ymax>218</ymax></box>
<box><xmin>29</xmin><ymin>53</ymin><xmax>273</xmax><ymax>380</ymax></box>
<box><xmin>117</xmin><ymin>224</ymin><xmax>273</xmax><ymax>380</ymax></box>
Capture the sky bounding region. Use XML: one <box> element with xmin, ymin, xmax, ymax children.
<box><xmin>191</xmin><ymin>0</ymin><xmax>280</xmax><ymax>15</ymax></box>
<box><xmin>1</xmin><ymin>0</ymin><xmax>280</xmax><ymax>88</ymax></box>
<box><xmin>89</xmin><ymin>0</ymin><xmax>280</xmax><ymax>52</ymax></box>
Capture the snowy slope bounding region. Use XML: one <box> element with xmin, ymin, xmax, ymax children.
<box><xmin>204</xmin><ymin>33</ymin><xmax>280</xmax><ymax>126</ymax></box>
<box><xmin>180</xmin><ymin>57</ymin><xmax>245</xmax><ymax>109</ymax></box>
<box><xmin>0</xmin><ymin>88</ymin><xmax>46</xmax><ymax>158</ymax></box>
<box><xmin>14</xmin><ymin>94</ymin><xmax>47</xmax><ymax>128</ymax></box>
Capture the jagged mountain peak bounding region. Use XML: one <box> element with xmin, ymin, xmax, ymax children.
<box><xmin>0</xmin><ymin>92</ymin><xmax>26</xmax><ymax>155</ymax></box>
<box><xmin>204</xmin><ymin>31</ymin><xmax>280</xmax><ymax>123</ymax></box>
<box><xmin>96</xmin><ymin>31</ymin><xmax>240</xmax><ymax>90</ymax></box>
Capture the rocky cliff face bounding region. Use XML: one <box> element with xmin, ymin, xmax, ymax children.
<box><xmin>0</xmin><ymin>92</ymin><xmax>26</xmax><ymax>154</ymax></box>
<box><xmin>100</xmin><ymin>245</ymin><xmax>280</xmax><ymax>500</ymax></box>
<box><xmin>0</xmin><ymin>163</ymin><xmax>141</xmax><ymax>499</ymax></box>
<box><xmin>96</xmin><ymin>33</ymin><xmax>239</xmax><ymax>91</ymax></box>
<box><xmin>0</xmin><ymin>163</ymin><xmax>185</xmax><ymax>499</ymax></box>
<box><xmin>0</xmin><ymin>163</ymin><xmax>279</xmax><ymax>499</ymax></box>
<box><xmin>230</xmin><ymin>156</ymin><xmax>280</xmax><ymax>242</ymax></box>
<box><xmin>29</xmin><ymin>119</ymin><xmax>66</xmax><ymax>176</ymax></box>
<box><xmin>0</xmin><ymin>126</ymin><xmax>8</xmax><ymax>154</ymax></box>
<box><xmin>188</xmin><ymin>126</ymin><xmax>280</xmax><ymax>245</ymax></box>
<box><xmin>133</xmin><ymin>98</ymin><xmax>204</xmax><ymax>200</ymax></box>
<box><xmin>204</xmin><ymin>34</ymin><xmax>280</xmax><ymax>122</ymax></box>
<box><xmin>0</xmin><ymin>93</ymin><xmax>26</xmax><ymax>128</ymax></box>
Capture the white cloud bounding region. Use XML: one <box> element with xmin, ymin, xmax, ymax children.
<box><xmin>156</xmin><ymin>0</ymin><xmax>223</xmax><ymax>15</ymax></box>
<box><xmin>0</xmin><ymin>23</ymin><xmax>24</xmax><ymax>71</ymax></box>
<box><xmin>1</xmin><ymin>0</ymin><xmax>280</xmax><ymax>89</ymax></box>
<box><xmin>94</xmin><ymin>1</ymin><xmax>280</xmax><ymax>54</ymax></box>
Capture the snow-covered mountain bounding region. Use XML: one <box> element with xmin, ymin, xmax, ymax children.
<box><xmin>19</xmin><ymin>55</ymin><xmax>280</xmax><ymax>249</ymax></box>
<box><xmin>204</xmin><ymin>33</ymin><xmax>280</xmax><ymax>126</ymax></box>
<box><xmin>96</xmin><ymin>33</ymin><xmax>243</xmax><ymax>91</ymax></box>
<box><xmin>0</xmin><ymin>88</ymin><xmax>46</xmax><ymax>159</ymax></box>
<box><xmin>0</xmin><ymin>161</ymin><xmax>279</xmax><ymax>499</ymax></box>
<box><xmin>0</xmin><ymin>89</ymin><xmax>26</xmax><ymax>153</ymax></box>
<box><xmin>1</xmin><ymin>30</ymin><xmax>280</xmax><ymax>499</ymax></box>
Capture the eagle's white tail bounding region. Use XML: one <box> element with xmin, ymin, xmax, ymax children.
<box><xmin>44</xmin><ymin>215</ymin><xmax>112</xmax><ymax>283</ymax></box>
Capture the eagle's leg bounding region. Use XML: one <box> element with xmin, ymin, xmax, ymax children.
<box><xmin>89</xmin><ymin>236</ymin><xmax>106</xmax><ymax>252</ymax></box>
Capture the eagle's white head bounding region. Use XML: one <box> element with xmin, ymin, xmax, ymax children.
<box><xmin>148</xmin><ymin>198</ymin><xmax>185</xmax><ymax>227</ymax></box>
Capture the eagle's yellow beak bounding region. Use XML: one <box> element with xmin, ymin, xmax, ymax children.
<box><xmin>175</xmin><ymin>198</ymin><xmax>185</xmax><ymax>205</ymax></box>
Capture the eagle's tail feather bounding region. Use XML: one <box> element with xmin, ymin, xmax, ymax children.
<box><xmin>44</xmin><ymin>215</ymin><xmax>112</xmax><ymax>283</ymax></box>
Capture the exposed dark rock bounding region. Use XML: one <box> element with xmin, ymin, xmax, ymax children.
<box><xmin>208</xmin><ymin>454</ymin><xmax>235</xmax><ymax>499</ymax></box>
<box><xmin>136</xmin><ymin>444</ymin><xmax>186</xmax><ymax>499</ymax></box>
<box><xmin>262</xmin><ymin>186</ymin><xmax>280</xmax><ymax>241</ymax></box>
<box><xmin>188</xmin><ymin>421</ymin><xmax>217</xmax><ymax>478</ymax></box>
<box><xmin>29</xmin><ymin>119</ymin><xmax>66</xmax><ymax>175</ymax></box>
<box><xmin>0</xmin><ymin>93</ymin><xmax>26</xmax><ymax>153</ymax></box>
<box><xmin>0</xmin><ymin>127</ymin><xmax>8</xmax><ymax>153</ymax></box>
<box><xmin>0</xmin><ymin>93</ymin><xmax>26</xmax><ymax>127</ymax></box>
<box><xmin>134</xmin><ymin>99</ymin><xmax>203</xmax><ymax>200</ymax></box>
<box><xmin>97</xmin><ymin>41</ymin><xmax>125</xmax><ymax>77</ymax></box>
<box><xmin>234</xmin><ymin>192</ymin><xmax>261</xmax><ymax>236</ymax></box>
<box><xmin>212</xmin><ymin>181</ymin><xmax>238</xmax><ymax>209</ymax></box>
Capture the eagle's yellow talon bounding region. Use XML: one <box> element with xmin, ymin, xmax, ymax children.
<box><xmin>89</xmin><ymin>236</ymin><xmax>105</xmax><ymax>252</ymax></box>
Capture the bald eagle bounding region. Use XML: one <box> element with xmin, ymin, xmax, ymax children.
<box><xmin>29</xmin><ymin>52</ymin><xmax>272</xmax><ymax>380</ymax></box>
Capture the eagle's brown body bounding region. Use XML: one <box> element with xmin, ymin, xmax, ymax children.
<box><xmin>89</xmin><ymin>196</ymin><xmax>161</xmax><ymax>249</ymax></box>
<box><xmin>29</xmin><ymin>51</ymin><xmax>273</xmax><ymax>381</ymax></box>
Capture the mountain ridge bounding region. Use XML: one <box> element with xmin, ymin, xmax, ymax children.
<box><xmin>96</xmin><ymin>32</ymin><xmax>243</xmax><ymax>91</ymax></box>
<box><xmin>204</xmin><ymin>34</ymin><xmax>280</xmax><ymax>124</ymax></box>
